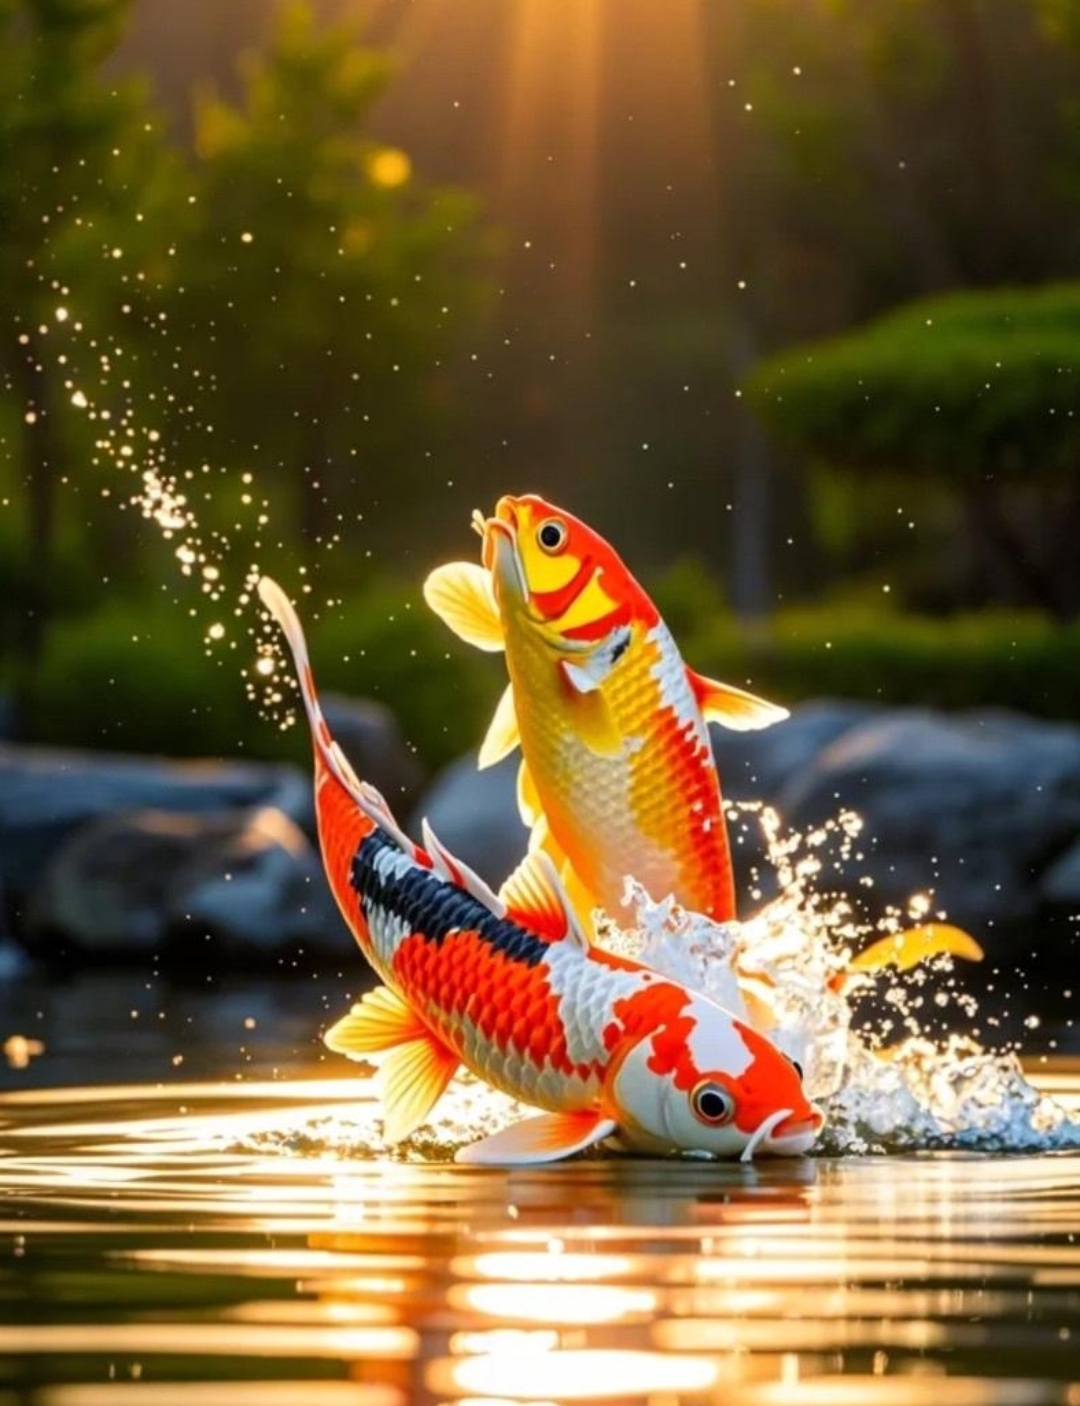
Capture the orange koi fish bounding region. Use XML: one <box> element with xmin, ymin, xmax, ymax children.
<box><xmin>423</xmin><ymin>493</ymin><xmax>788</xmax><ymax>926</ymax></box>
<box><xmin>258</xmin><ymin>575</ymin><xmax>822</xmax><ymax>1164</ymax></box>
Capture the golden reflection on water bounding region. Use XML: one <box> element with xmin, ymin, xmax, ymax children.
<box><xmin>2</xmin><ymin>1073</ymin><xmax>1080</xmax><ymax>1405</ymax></box>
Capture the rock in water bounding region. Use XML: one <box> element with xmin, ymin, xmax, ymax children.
<box><xmin>0</xmin><ymin>743</ymin><xmax>312</xmax><ymax>903</ymax></box>
<box><xmin>409</xmin><ymin>752</ymin><xmax>524</xmax><ymax>887</ymax></box>
<box><xmin>777</xmin><ymin>708</ymin><xmax>1080</xmax><ymax>939</ymax></box>
<box><xmin>25</xmin><ymin>806</ymin><xmax>346</xmax><ymax>959</ymax></box>
<box><xmin>320</xmin><ymin>693</ymin><xmax>425</xmax><ymax>810</ymax></box>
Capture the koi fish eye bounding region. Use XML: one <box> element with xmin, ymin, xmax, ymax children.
<box><xmin>789</xmin><ymin>1058</ymin><xmax>804</xmax><ymax>1081</ymax></box>
<box><xmin>536</xmin><ymin>518</ymin><xmax>568</xmax><ymax>554</ymax></box>
<box><xmin>690</xmin><ymin>1080</ymin><xmax>736</xmax><ymax>1127</ymax></box>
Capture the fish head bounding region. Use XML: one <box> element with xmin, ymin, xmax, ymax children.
<box><xmin>604</xmin><ymin>989</ymin><xmax>823</xmax><ymax>1160</ymax></box>
<box><xmin>477</xmin><ymin>493</ymin><xmax>658</xmax><ymax>648</ymax></box>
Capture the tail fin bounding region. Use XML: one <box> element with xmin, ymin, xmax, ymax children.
<box><xmin>257</xmin><ymin>576</ymin><xmax>419</xmax><ymax>858</ymax></box>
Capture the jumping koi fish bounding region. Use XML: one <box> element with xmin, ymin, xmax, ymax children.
<box><xmin>423</xmin><ymin>493</ymin><xmax>788</xmax><ymax>927</ymax></box>
<box><xmin>258</xmin><ymin>574</ymin><xmax>822</xmax><ymax>1164</ymax></box>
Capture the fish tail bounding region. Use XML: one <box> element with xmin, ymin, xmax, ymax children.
<box><xmin>257</xmin><ymin>576</ymin><xmax>418</xmax><ymax>856</ymax></box>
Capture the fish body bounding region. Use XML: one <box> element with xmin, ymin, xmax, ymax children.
<box><xmin>424</xmin><ymin>494</ymin><xmax>788</xmax><ymax>925</ymax></box>
<box><xmin>258</xmin><ymin>575</ymin><xmax>821</xmax><ymax>1164</ymax></box>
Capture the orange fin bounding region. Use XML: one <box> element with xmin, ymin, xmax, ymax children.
<box><xmin>687</xmin><ymin>668</ymin><xmax>789</xmax><ymax>732</ymax></box>
<box><xmin>499</xmin><ymin>851</ymin><xmax>589</xmax><ymax>947</ymax></box>
<box><xmin>847</xmin><ymin>923</ymin><xmax>984</xmax><ymax>975</ymax></box>
<box><xmin>324</xmin><ymin>985</ymin><xmax>428</xmax><ymax>1058</ymax></box>
<box><xmin>380</xmin><ymin>1034</ymin><xmax>461</xmax><ymax>1143</ymax></box>
<box><xmin>423</xmin><ymin>561</ymin><xmax>504</xmax><ymax>652</ymax></box>
<box><xmin>478</xmin><ymin>684</ymin><xmax>520</xmax><ymax>768</ymax></box>
<box><xmin>455</xmin><ymin>1109</ymin><xmax>617</xmax><ymax>1166</ymax></box>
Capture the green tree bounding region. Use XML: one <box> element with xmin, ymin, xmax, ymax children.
<box><xmin>161</xmin><ymin>2</ymin><xmax>486</xmax><ymax>575</ymax></box>
<box><xmin>0</xmin><ymin>0</ymin><xmax>176</xmax><ymax>665</ymax></box>
<box><xmin>748</xmin><ymin>282</ymin><xmax>1080</xmax><ymax>616</ymax></box>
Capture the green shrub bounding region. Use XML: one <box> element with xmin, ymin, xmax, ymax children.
<box><xmin>9</xmin><ymin>567</ymin><xmax>1080</xmax><ymax>770</ymax></box>
<box><xmin>11</xmin><ymin>576</ymin><xmax>502</xmax><ymax>771</ymax></box>
<box><xmin>747</xmin><ymin>282</ymin><xmax>1080</xmax><ymax>482</ymax></box>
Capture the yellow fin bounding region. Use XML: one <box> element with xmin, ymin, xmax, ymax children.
<box><xmin>848</xmin><ymin>923</ymin><xmax>984</xmax><ymax>975</ymax></box>
<box><xmin>324</xmin><ymin>985</ymin><xmax>428</xmax><ymax>1058</ymax></box>
<box><xmin>478</xmin><ymin>684</ymin><xmax>520</xmax><ymax>769</ymax></box>
<box><xmin>380</xmin><ymin>1034</ymin><xmax>460</xmax><ymax>1143</ymax></box>
<box><xmin>499</xmin><ymin>851</ymin><xmax>588</xmax><ymax>948</ymax></box>
<box><xmin>557</xmin><ymin>666</ymin><xmax>623</xmax><ymax>757</ymax></box>
<box><xmin>558</xmin><ymin>859</ymin><xmax>601</xmax><ymax>937</ymax></box>
<box><xmin>455</xmin><ymin>1109</ymin><xmax>617</xmax><ymax>1165</ymax></box>
<box><xmin>688</xmin><ymin>668</ymin><xmax>789</xmax><ymax>732</ymax></box>
<box><xmin>423</xmin><ymin>561</ymin><xmax>504</xmax><ymax>652</ymax></box>
<box><xmin>517</xmin><ymin>758</ymin><xmax>542</xmax><ymax>828</ymax></box>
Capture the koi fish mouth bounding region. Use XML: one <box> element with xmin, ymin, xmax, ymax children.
<box><xmin>741</xmin><ymin>1106</ymin><xmax>824</xmax><ymax>1162</ymax></box>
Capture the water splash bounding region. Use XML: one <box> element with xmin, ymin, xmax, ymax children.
<box><xmin>17</xmin><ymin>279</ymin><xmax>304</xmax><ymax>731</ymax></box>
<box><xmin>598</xmin><ymin>803</ymin><xmax>1080</xmax><ymax>1157</ymax></box>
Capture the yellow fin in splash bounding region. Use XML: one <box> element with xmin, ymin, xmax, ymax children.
<box><xmin>848</xmin><ymin>923</ymin><xmax>984</xmax><ymax>975</ymax></box>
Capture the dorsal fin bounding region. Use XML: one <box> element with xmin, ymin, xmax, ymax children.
<box><xmin>422</xmin><ymin>561</ymin><xmax>504</xmax><ymax>651</ymax></box>
<box><xmin>420</xmin><ymin>818</ymin><xmax>506</xmax><ymax>916</ymax></box>
<box><xmin>499</xmin><ymin>851</ymin><xmax>589</xmax><ymax>948</ymax></box>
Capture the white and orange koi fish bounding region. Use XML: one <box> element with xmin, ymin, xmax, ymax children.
<box><xmin>258</xmin><ymin>575</ymin><xmax>822</xmax><ymax>1164</ymax></box>
<box><xmin>424</xmin><ymin>493</ymin><xmax>787</xmax><ymax>927</ymax></box>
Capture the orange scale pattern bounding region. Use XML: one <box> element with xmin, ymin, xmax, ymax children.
<box><xmin>391</xmin><ymin>930</ymin><xmax>580</xmax><ymax>1085</ymax></box>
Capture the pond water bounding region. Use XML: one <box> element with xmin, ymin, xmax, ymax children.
<box><xmin>2</xmin><ymin>974</ymin><xmax>1080</xmax><ymax>1406</ymax></box>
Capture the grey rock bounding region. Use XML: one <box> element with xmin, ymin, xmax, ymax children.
<box><xmin>321</xmin><ymin>693</ymin><xmax>425</xmax><ymax>810</ymax></box>
<box><xmin>26</xmin><ymin>806</ymin><xmax>346</xmax><ymax>958</ymax></box>
<box><xmin>1037</xmin><ymin>837</ymin><xmax>1080</xmax><ymax>910</ymax></box>
<box><xmin>0</xmin><ymin>742</ymin><xmax>312</xmax><ymax>901</ymax></box>
<box><xmin>410</xmin><ymin>752</ymin><xmax>525</xmax><ymax>888</ymax></box>
<box><xmin>713</xmin><ymin>699</ymin><xmax>882</xmax><ymax>802</ymax></box>
<box><xmin>777</xmin><ymin>708</ymin><xmax>1080</xmax><ymax>937</ymax></box>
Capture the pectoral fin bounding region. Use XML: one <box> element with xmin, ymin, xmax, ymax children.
<box><xmin>557</xmin><ymin>664</ymin><xmax>623</xmax><ymax>757</ymax></box>
<box><xmin>423</xmin><ymin>562</ymin><xmax>504</xmax><ymax>651</ymax></box>
<box><xmin>455</xmin><ymin>1109</ymin><xmax>617</xmax><ymax>1165</ymax></box>
<box><xmin>478</xmin><ymin>684</ymin><xmax>520</xmax><ymax>768</ymax></box>
<box><xmin>517</xmin><ymin>758</ymin><xmax>542</xmax><ymax>828</ymax></box>
<box><xmin>324</xmin><ymin>985</ymin><xmax>428</xmax><ymax>1057</ymax></box>
<box><xmin>688</xmin><ymin>668</ymin><xmax>789</xmax><ymax>732</ymax></box>
<box><xmin>380</xmin><ymin>1034</ymin><xmax>461</xmax><ymax>1143</ymax></box>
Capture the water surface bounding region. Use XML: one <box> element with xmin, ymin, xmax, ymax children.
<box><xmin>2</xmin><ymin>975</ymin><xmax>1079</xmax><ymax>1406</ymax></box>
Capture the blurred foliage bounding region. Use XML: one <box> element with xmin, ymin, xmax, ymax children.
<box><xmin>748</xmin><ymin>283</ymin><xmax>1080</xmax><ymax>616</ymax></box>
<box><xmin>0</xmin><ymin>0</ymin><xmax>178</xmax><ymax>660</ymax></box>
<box><xmin>9</xmin><ymin>566</ymin><xmax>1080</xmax><ymax>772</ymax></box>
<box><xmin>158</xmin><ymin>1</ymin><xmax>488</xmax><ymax>566</ymax></box>
<box><xmin>0</xmin><ymin>0</ymin><xmax>490</xmax><ymax>688</ymax></box>
<box><xmin>652</xmin><ymin>564</ymin><xmax>1080</xmax><ymax>722</ymax></box>
<box><xmin>11</xmin><ymin>577</ymin><xmax>501</xmax><ymax>770</ymax></box>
